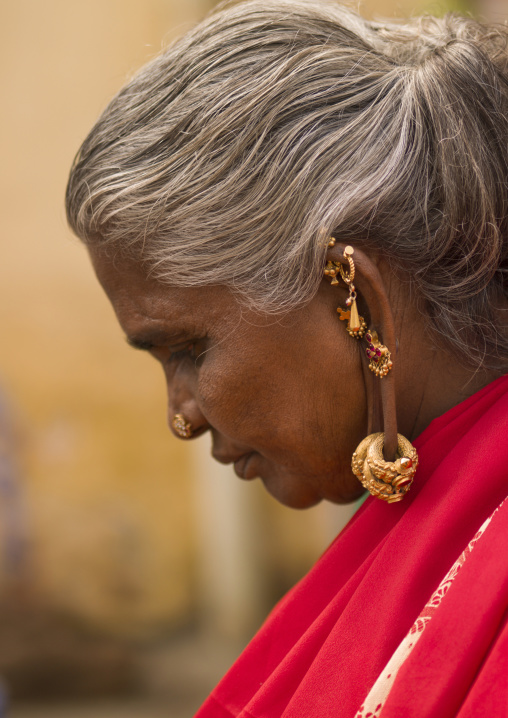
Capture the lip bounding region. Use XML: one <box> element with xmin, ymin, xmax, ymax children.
<box><xmin>233</xmin><ymin>452</ymin><xmax>257</xmax><ymax>480</ymax></box>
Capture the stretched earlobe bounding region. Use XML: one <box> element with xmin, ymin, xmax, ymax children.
<box><xmin>323</xmin><ymin>240</ymin><xmax>418</xmax><ymax>502</ymax></box>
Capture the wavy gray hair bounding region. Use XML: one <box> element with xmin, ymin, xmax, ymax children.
<box><xmin>66</xmin><ymin>0</ymin><xmax>508</xmax><ymax>368</ymax></box>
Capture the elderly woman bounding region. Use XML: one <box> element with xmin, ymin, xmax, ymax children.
<box><xmin>66</xmin><ymin>1</ymin><xmax>508</xmax><ymax>715</ymax></box>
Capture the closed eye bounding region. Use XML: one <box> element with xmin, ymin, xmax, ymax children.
<box><xmin>167</xmin><ymin>338</ymin><xmax>208</xmax><ymax>366</ymax></box>
<box><xmin>168</xmin><ymin>345</ymin><xmax>194</xmax><ymax>363</ymax></box>
<box><xmin>126</xmin><ymin>333</ymin><xmax>207</xmax><ymax>366</ymax></box>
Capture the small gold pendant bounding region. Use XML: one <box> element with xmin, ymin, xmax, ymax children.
<box><xmin>349</xmin><ymin>297</ymin><xmax>360</xmax><ymax>332</ymax></box>
<box><xmin>365</xmin><ymin>330</ymin><xmax>393</xmax><ymax>377</ymax></box>
<box><xmin>337</xmin><ymin>307</ymin><xmax>367</xmax><ymax>339</ymax></box>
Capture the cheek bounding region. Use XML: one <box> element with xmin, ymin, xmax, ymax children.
<box><xmin>195</xmin><ymin>345</ymin><xmax>338</xmax><ymax>455</ymax></box>
<box><xmin>196</xmin><ymin>335</ymin><xmax>296</xmax><ymax>440</ymax></box>
<box><xmin>197</xmin><ymin>355</ymin><xmax>273</xmax><ymax>436</ymax></box>
<box><xmin>194</xmin><ymin>312</ymin><xmax>367</xmax><ymax>490</ymax></box>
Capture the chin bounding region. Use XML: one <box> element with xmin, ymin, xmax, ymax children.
<box><xmin>324</xmin><ymin>484</ymin><xmax>367</xmax><ymax>505</ymax></box>
<box><xmin>260</xmin><ymin>465</ymin><xmax>365</xmax><ymax>509</ymax></box>
<box><xmin>258</xmin><ymin>470</ymin><xmax>324</xmax><ymax>510</ymax></box>
<box><xmin>263</xmin><ymin>481</ymin><xmax>323</xmax><ymax>509</ymax></box>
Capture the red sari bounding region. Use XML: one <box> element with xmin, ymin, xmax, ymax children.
<box><xmin>196</xmin><ymin>375</ymin><xmax>508</xmax><ymax>718</ymax></box>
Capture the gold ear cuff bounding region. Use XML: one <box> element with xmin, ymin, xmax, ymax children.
<box><xmin>324</xmin><ymin>243</ymin><xmax>392</xmax><ymax>376</ymax></box>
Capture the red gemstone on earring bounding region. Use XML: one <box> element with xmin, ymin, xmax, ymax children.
<box><xmin>374</xmin><ymin>357</ymin><xmax>379</xmax><ymax>362</ymax></box>
<box><xmin>396</xmin><ymin>477</ymin><xmax>412</xmax><ymax>488</ymax></box>
<box><xmin>366</xmin><ymin>349</ymin><xmax>372</xmax><ymax>358</ymax></box>
<box><xmin>375</xmin><ymin>348</ymin><xmax>382</xmax><ymax>356</ymax></box>
<box><xmin>365</xmin><ymin>333</ymin><xmax>372</xmax><ymax>342</ymax></box>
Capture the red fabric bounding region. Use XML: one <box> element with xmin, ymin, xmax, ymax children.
<box><xmin>195</xmin><ymin>375</ymin><xmax>508</xmax><ymax>718</ymax></box>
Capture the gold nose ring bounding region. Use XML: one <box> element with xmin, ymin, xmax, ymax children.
<box><xmin>172</xmin><ymin>413</ymin><xmax>193</xmax><ymax>439</ymax></box>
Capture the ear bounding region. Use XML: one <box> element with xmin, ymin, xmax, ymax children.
<box><xmin>324</xmin><ymin>242</ymin><xmax>398</xmax><ymax>461</ymax></box>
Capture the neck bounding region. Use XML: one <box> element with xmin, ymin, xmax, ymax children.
<box><xmin>396</xmin><ymin>338</ymin><xmax>504</xmax><ymax>442</ymax></box>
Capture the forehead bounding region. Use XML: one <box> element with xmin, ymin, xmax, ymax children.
<box><xmin>89</xmin><ymin>248</ymin><xmax>237</xmax><ymax>339</ymax></box>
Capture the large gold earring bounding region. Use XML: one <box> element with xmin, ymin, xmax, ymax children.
<box><xmin>352</xmin><ymin>432</ymin><xmax>418</xmax><ymax>503</ymax></box>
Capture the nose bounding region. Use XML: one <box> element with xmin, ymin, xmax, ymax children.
<box><xmin>211</xmin><ymin>449</ymin><xmax>235</xmax><ymax>464</ymax></box>
<box><xmin>167</xmin><ymin>375</ymin><xmax>209</xmax><ymax>440</ymax></box>
<box><xmin>210</xmin><ymin>430</ymin><xmax>253</xmax><ymax>464</ymax></box>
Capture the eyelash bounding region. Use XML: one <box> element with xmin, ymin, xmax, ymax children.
<box><xmin>168</xmin><ymin>342</ymin><xmax>200</xmax><ymax>364</ymax></box>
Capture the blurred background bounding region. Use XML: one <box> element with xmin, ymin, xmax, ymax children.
<box><xmin>0</xmin><ymin>0</ymin><xmax>504</xmax><ymax>716</ymax></box>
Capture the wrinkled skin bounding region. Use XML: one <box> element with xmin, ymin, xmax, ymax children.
<box><xmin>90</xmin><ymin>248</ymin><xmax>498</xmax><ymax>509</ymax></box>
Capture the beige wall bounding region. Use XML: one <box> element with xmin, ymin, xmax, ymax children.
<box><xmin>0</xmin><ymin>0</ymin><xmax>213</xmax><ymax>635</ymax></box>
<box><xmin>0</xmin><ymin>0</ymin><xmax>342</xmax><ymax>638</ymax></box>
<box><xmin>0</xmin><ymin>0</ymin><xmax>470</xmax><ymax>639</ymax></box>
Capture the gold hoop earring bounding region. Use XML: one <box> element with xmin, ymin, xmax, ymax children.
<box><xmin>172</xmin><ymin>413</ymin><xmax>193</xmax><ymax>439</ymax></box>
<box><xmin>352</xmin><ymin>432</ymin><xmax>418</xmax><ymax>503</ymax></box>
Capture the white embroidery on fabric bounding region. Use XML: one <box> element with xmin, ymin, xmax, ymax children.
<box><xmin>355</xmin><ymin>497</ymin><xmax>506</xmax><ymax>718</ymax></box>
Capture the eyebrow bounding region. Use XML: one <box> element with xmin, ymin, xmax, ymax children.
<box><xmin>126</xmin><ymin>329</ymin><xmax>185</xmax><ymax>351</ymax></box>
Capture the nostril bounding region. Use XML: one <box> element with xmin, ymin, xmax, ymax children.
<box><xmin>212</xmin><ymin>453</ymin><xmax>230</xmax><ymax>464</ymax></box>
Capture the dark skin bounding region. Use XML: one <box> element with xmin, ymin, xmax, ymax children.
<box><xmin>90</xmin><ymin>244</ymin><xmax>500</xmax><ymax>509</ymax></box>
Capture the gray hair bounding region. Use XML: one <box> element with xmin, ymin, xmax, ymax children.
<box><xmin>66</xmin><ymin>0</ymin><xmax>508</xmax><ymax>368</ymax></box>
